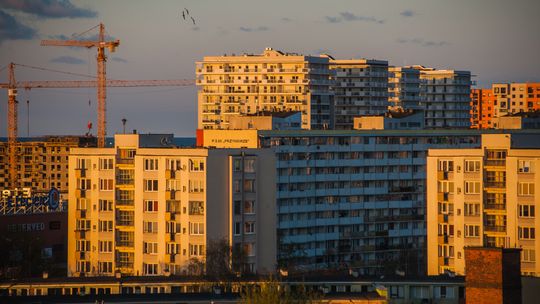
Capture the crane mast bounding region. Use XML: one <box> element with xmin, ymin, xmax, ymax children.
<box><xmin>41</xmin><ymin>23</ymin><xmax>119</xmax><ymax>148</ymax></box>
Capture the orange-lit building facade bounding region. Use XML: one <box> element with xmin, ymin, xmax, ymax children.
<box><xmin>470</xmin><ymin>89</ymin><xmax>495</xmax><ymax>129</ymax></box>
<box><xmin>471</xmin><ymin>83</ymin><xmax>540</xmax><ymax>129</ymax></box>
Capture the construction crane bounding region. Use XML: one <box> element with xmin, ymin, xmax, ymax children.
<box><xmin>41</xmin><ymin>23</ymin><xmax>118</xmax><ymax>148</ymax></box>
<box><xmin>0</xmin><ymin>62</ymin><xmax>195</xmax><ymax>189</ymax></box>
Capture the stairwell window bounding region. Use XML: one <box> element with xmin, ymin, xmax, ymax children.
<box><xmin>144</xmin><ymin>179</ymin><xmax>158</xmax><ymax>192</ymax></box>
<box><xmin>519</xmin><ymin>205</ymin><xmax>535</xmax><ymax>218</ymax></box>
<box><xmin>464</xmin><ymin>181</ymin><xmax>481</xmax><ymax>194</ymax></box>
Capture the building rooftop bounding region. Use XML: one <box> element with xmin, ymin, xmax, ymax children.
<box><xmin>246</xmin><ymin>111</ymin><xmax>300</xmax><ymax>118</ymax></box>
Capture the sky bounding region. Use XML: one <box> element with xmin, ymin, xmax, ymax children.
<box><xmin>0</xmin><ymin>0</ymin><xmax>539</xmax><ymax>137</ymax></box>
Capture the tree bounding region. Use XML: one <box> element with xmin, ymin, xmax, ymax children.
<box><xmin>205</xmin><ymin>238</ymin><xmax>232</xmax><ymax>280</ymax></box>
<box><xmin>240</xmin><ymin>278</ymin><xmax>322</xmax><ymax>304</ymax></box>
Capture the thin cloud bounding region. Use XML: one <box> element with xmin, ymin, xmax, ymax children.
<box><xmin>239</xmin><ymin>26</ymin><xmax>269</xmax><ymax>32</ymax></box>
<box><xmin>400</xmin><ymin>10</ymin><xmax>415</xmax><ymax>17</ymax></box>
<box><xmin>111</xmin><ymin>57</ymin><xmax>128</xmax><ymax>63</ymax></box>
<box><xmin>50</xmin><ymin>56</ymin><xmax>86</xmax><ymax>64</ymax></box>
<box><xmin>0</xmin><ymin>0</ymin><xmax>97</xmax><ymax>18</ymax></box>
<box><xmin>397</xmin><ymin>38</ymin><xmax>449</xmax><ymax>47</ymax></box>
<box><xmin>0</xmin><ymin>10</ymin><xmax>37</xmax><ymax>43</ymax></box>
<box><xmin>325</xmin><ymin>12</ymin><xmax>384</xmax><ymax>24</ymax></box>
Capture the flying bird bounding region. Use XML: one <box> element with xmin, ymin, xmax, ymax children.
<box><xmin>191</xmin><ymin>16</ymin><xmax>196</xmax><ymax>25</ymax></box>
<box><xmin>182</xmin><ymin>11</ymin><xmax>185</xmax><ymax>20</ymax></box>
<box><xmin>185</xmin><ymin>8</ymin><xmax>189</xmax><ymax>15</ymax></box>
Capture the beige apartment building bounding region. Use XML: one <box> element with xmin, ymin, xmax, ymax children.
<box><xmin>68</xmin><ymin>133</ymin><xmax>275</xmax><ymax>277</ymax></box>
<box><xmin>196</xmin><ymin>48</ymin><xmax>333</xmax><ymax>130</ymax></box>
<box><xmin>331</xmin><ymin>59</ymin><xmax>388</xmax><ymax>129</ymax></box>
<box><xmin>427</xmin><ymin>133</ymin><xmax>540</xmax><ymax>276</ymax></box>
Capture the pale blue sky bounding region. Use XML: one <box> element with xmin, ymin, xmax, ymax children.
<box><xmin>0</xmin><ymin>0</ymin><xmax>539</xmax><ymax>136</ymax></box>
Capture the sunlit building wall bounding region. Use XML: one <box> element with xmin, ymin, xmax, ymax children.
<box><xmin>427</xmin><ymin>133</ymin><xmax>540</xmax><ymax>277</ymax></box>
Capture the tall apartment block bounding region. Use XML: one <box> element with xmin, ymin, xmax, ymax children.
<box><xmin>0</xmin><ymin>136</ymin><xmax>96</xmax><ymax>193</ymax></box>
<box><xmin>388</xmin><ymin>66</ymin><xmax>421</xmax><ymax>110</ymax></box>
<box><xmin>470</xmin><ymin>89</ymin><xmax>495</xmax><ymax>129</ymax></box>
<box><xmin>196</xmin><ymin>48</ymin><xmax>333</xmax><ymax>130</ymax></box>
<box><xmin>331</xmin><ymin>59</ymin><xmax>389</xmax><ymax>129</ymax></box>
<box><xmin>412</xmin><ymin>66</ymin><xmax>472</xmax><ymax>128</ymax></box>
<box><xmin>254</xmin><ymin>129</ymin><xmax>483</xmax><ymax>276</ymax></box>
<box><xmin>427</xmin><ymin>133</ymin><xmax>540</xmax><ymax>277</ymax></box>
<box><xmin>68</xmin><ymin>133</ymin><xmax>275</xmax><ymax>277</ymax></box>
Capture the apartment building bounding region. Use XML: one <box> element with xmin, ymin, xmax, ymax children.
<box><xmin>412</xmin><ymin>66</ymin><xmax>471</xmax><ymax>128</ymax></box>
<box><xmin>68</xmin><ymin>134</ymin><xmax>206</xmax><ymax>277</ymax></box>
<box><xmin>487</xmin><ymin>83</ymin><xmax>540</xmax><ymax>128</ymax></box>
<box><xmin>0</xmin><ymin>136</ymin><xmax>96</xmax><ymax>193</ymax></box>
<box><xmin>68</xmin><ymin>134</ymin><xmax>275</xmax><ymax>277</ymax></box>
<box><xmin>388</xmin><ymin>67</ymin><xmax>421</xmax><ymax>110</ymax></box>
<box><xmin>427</xmin><ymin>133</ymin><xmax>540</xmax><ymax>277</ymax></box>
<box><xmin>257</xmin><ymin>130</ymin><xmax>485</xmax><ymax>276</ymax></box>
<box><xmin>196</xmin><ymin>48</ymin><xmax>333</xmax><ymax>130</ymax></box>
<box><xmin>470</xmin><ymin>88</ymin><xmax>495</xmax><ymax>129</ymax></box>
<box><xmin>331</xmin><ymin>59</ymin><xmax>389</xmax><ymax>129</ymax></box>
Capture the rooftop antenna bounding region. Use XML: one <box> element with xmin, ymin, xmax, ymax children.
<box><xmin>122</xmin><ymin>118</ymin><xmax>127</xmax><ymax>134</ymax></box>
<box><xmin>26</xmin><ymin>99</ymin><xmax>29</xmax><ymax>137</ymax></box>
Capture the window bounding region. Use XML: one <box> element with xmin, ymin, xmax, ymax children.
<box><xmin>244</xmin><ymin>159</ymin><xmax>256</xmax><ymax>173</ymax></box>
<box><xmin>190</xmin><ymin>159</ymin><xmax>205</xmax><ymax>172</ymax></box>
<box><xmin>464</xmin><ymin>203</ymin><xmax>480</xmax><ymax>216</ymax></box>
<box><xmin>519</xmin><ymin>205</ymin><xmax>535</xmax><ymax>218</ymax></box>
<box><xmin>518</xmin><ymin>227</ymin><xmax>535</xmax><ymax>240</ymax></box>
<box><xmin>77</xmin><ymin>158</ymin><xmax>90</xmax><ymax>169</ymax></box>
<box><xmin>189</xmin><ymin>244</ymin><xmax>204</xmax><ymax>256</ymax></box>
<box><xmin>166</xmin><ymin>179</ymin><xmax>180</xmax><ymax>191</ymax></box>
<box><xmin>522</xmin><ymin>249</ymin><xmax>536</xmax><ymax>262</ymax></box>
<box><xmin>78</xmin><ymin>178</ymin><xmax>91</xmax><ymax>190</ymax></box>
<box><xmin>438</xmin><ymin>244</ymin><xmax>454</xmax><ymax>258</ymax></box>
<box><xmin>244</xmin><ymin>221</ymin><xmax>255</xmax><ymax>234</ymax></box>
<box><xmin>76</xmin><ymin>240</ymin><xmax>90</xmax><ymax>252</ymax></box>
<box><xmin>98</xmin><ymin>220</ymin><xmax>113</xmax><ymax>232</ymax></box>
<box><xmin>244</xmin><ymin>179</ymin><xmax>255</xmax><ymax>192</ymax></box>
<box><xmin>464</xmin><ymin>225</ymin><xmax>480</xmax><ymax>237</ymax></box>
<box><xmin>244</xmin><ymin>242</ymin><xmax>255</xmax><ymax>256</ymax></box>
<box><xmin>438</xmin><ymin>181</ymin><xmax>454</xmax><ymax>193</ymax></box>
<box><xmin>144</xmin><ymin>158</ymin><xmax>159</xmax><ymax>171</ymax></box>
<box><xmin>99</xmin><ymin>158</ymin><xmax>113</xmax><ymax>170</ymax></box>
<box><xmin>76</xmin><ymin>261</ymin><xmax>91</xmax><ymax>273</ymax></box>
<box><xmin>389</xmin><ymin>286</ymin><xmax>404</xmax><ymax>299</ymax></box>
<box><xmin>99</xmin><ymin>179</ymin><xmax>113</xmax><ymax>191</ymax></box>
<box><xmin>144</xmin><ymin>179</ymin><xmax>158</xmax><ymax>192</ymax></box>
<box><xmin>189</xmin><ymin>180</ymin><xmax>204</xmax><ymax>193</ymax></box>
<box><xmin>189</xmin><ymin>201</ymin><xmax>204</xmax><ymax>215</ymax></box>
<box><xmin>438</xmin><ymin>202</ymin><xmax>454</xmax><ymax>214</ymax></box>
<box><xmin>234</xmin><ymin>222</ymin><xmax>241</xmax><ymax>236</ymax></box>
<box><xmin>244</xmin><ymin>200</ymin><xmax>255</xmax><ymax>214</ymax></box>
<box><xmin>99</xmin><ymin>262</ymin><xmax>113</xmax><ymax>273</ymax></box>
<box><xmin>518</xmin><ymin>160</ymin><xmax>533</xmax><ymax>173</ymax></box>
<box><xmin>438</xmin><ymin>160</ymin><xmax>454</xmax><ymax>172</ymax></box>
<box><xmin>143</xmin><ymin>221</ymin><xmax>158</xmax><ymax>233</ymax></box>
<box><xmin>99</xmin><ymin>199</ymin><xmax>113</xmax><ymax>211</ymax></box>
<box><xmin>76</xmin><ymin>198</ymin><xmax>88</xmax><ymax>210</ymax></box>
<box><xmin>143</xmin><ymin>242</ymin><xmax>158</xmax><ymax>254</ymax></box>
<box><xmin>189</xmin><ymin>222</ymin><xmax>204</xmax><ymax>235</ymax></box>
<box><xmin>144</xmin><ymin>200</ymin><xmax>158</xmax><ymax>212</ymax></box>
<box><xmin>233</xmin><ymin>159</ymin><xmax>242</xmax><ymax>172</ymax></box>
<box><xmin>518</xmin><ymin>182</ymin><xmax>535</xmax><ymax>196</ymax></box>
<box><xmin>99</xmin><ymin>241</ymin><xmax>113</xmax><ymax>253</ymax></box>
<box><xmin>464</xmin><ymin>181</ymin><xmax>481</xmax><ymax>194</ymax></box>
<box><xmin>143</xmin><ymin>263</ymin><xmax>158</xmax><ymax>275</ymax></box>
<box><xmin>465</xmin><ymin>160</ymin><xmax>481</xmax><ymax>172</ymax></box>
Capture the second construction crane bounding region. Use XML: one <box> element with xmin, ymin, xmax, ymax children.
<box><xmin>41</xmin><ymin>23</ymin><xmax>118</xmax><ymax>148</ymax></box>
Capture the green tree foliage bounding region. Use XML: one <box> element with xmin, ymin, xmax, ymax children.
<box><xmin>240</xmin><ymin>279</ymin><xmax>322</xmax><ymax>304</ymax></box>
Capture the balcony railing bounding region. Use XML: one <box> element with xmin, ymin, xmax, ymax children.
<box><xmin>116</xmin><ymin>199</ymin><xmax>134</xmax><ymax>206</ymax></box>
<box><xmin>116</xmin><ymin>178</ymin><xmax>134</xmax><ymax>185</ymax></box>
<box><xmin>484</xmin><ymin>204</ymin><xmax>506</xmax><ymax>210</ymax></box>
<box><xmin>484</xmin><ymin>225</ymin><xmax>506</xmax><ymax>232</ymax></box>
<box><xmin>485</xmin><ymin>159</ymin><xmax>506</xmax><ymax>166</ymax></box>
<box><xmin>484</xmin><ymin>181</ymin><xmax>505</xmax><ymax>188</ymax></box>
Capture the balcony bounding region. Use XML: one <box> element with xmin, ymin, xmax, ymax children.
<box><xmin>116</xmin><ymin>178</ymin><xmax>134</xmax><ymax>186</ymax></box>
<box><xmin>76</xmin><ymin>189</ymin><xmax>87</xmax><ymax>198</ymax></box>
<box><xmin>75</xmin><ymin>168</ymin><xmax>87</xmax><ymax>178</ymax></box>
<box><xmin>116</xmin><ymin>158</ymin><xmax>134</xmax><ymax>165</ymax></box>
<box><xmin>484</xmin><ymin>225</ymin><xmax>506</xmax><ymax>233</ymax></box>
<box><xmin>484</xmin><ymin>181</ymin><xmax>505</xmax><ymax>188</ymax></box>
<box><xmin>116</xmin><ymin>241</ymin><xmax>134</xmax><ymax>248</ymax></box>
<box><xmin>484</xmin><ymin>159</ymin><xmax>506</xmax><ymax>167</ymax></box>
<box><xmin>484</xmin><ymin>204</ymin><xmax>506</xmax><ymax>211</ymax></box>
<box><xmin>116</xmin><ymin>199</ymin><xmax>134</xmax><ymax>207</ymax></box>
<box><xmin>189</xmin><ymin>206</ymin><xmax>205</xmax><ymax>215</ymax></box>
